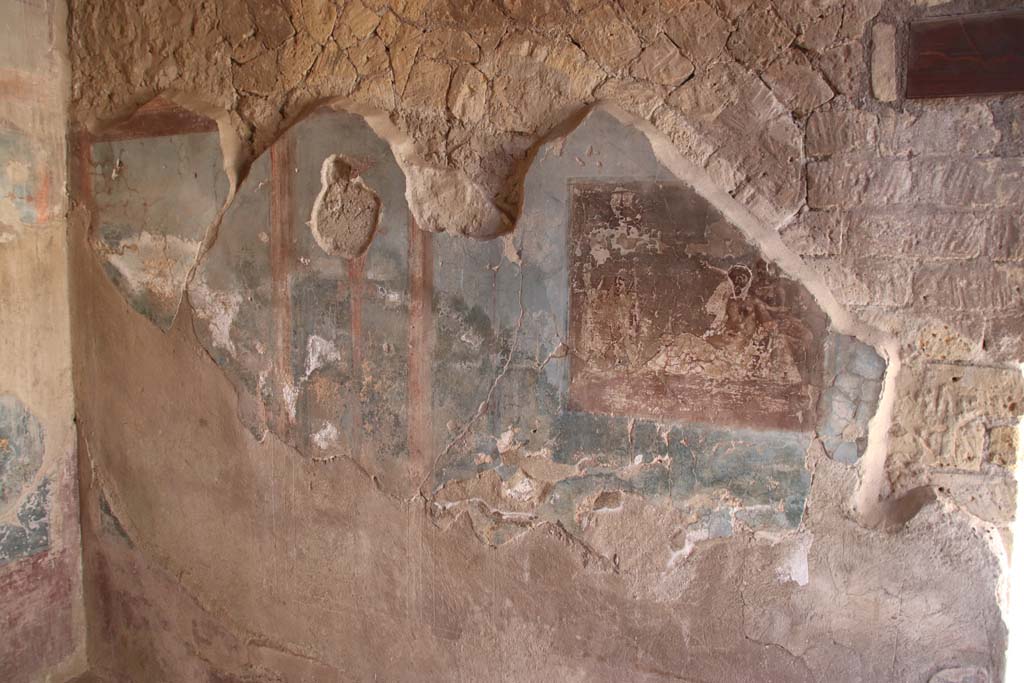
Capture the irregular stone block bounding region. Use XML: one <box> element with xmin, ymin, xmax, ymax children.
<box><xmin>571</xmin><ymin>4</ymin><xmax>641</xmax><ymax>71</ymax></box>
<box><xmin>889</xmin><ymin>362</ymin><xmax>1024</xmax><ymax>473</ymax></box>
<box><xmin>843</xmin><ymin>209</ymin><xmax>987</xmax><ymax>260</ymax></box>
<box><xmin>727</xmin><ymin>5</ymin><xmax>795</xmax><ymax>70</ymax></box>
<box><xmin>420</xmin><ymin>28</ymin><xmax>480</xmax><ymax>63</ymax></box>
<box><xmin>806</xmin><ymin>108</ymin><xmax>879</xmax><ymax>158</ymax></box>
<box><xmin>447</xmin><ymin>65</ymin><xmax>488</xmax><ymax>123</ymax></box>
<box><xmin>815</xmin><ymin>41</ymin><xmax>866</xmax><ymax>97</ymax></box>
<box><xmin>987</xmin><ymin>425</ymin><xmax>1018</xmax><ymax>468</ymax></box>
<box><xmin>630</xmin><ymin>33</ymin><xmax>694</xmax><ymax>87</ymax></box>
<box><xmin>929</xmin><ymin>666</ymin><xmax>990</xmax><ymax>683</ymax></box>
<box><xmin>668</xmin><ymin>60</ymin><xmax>803</xmax><ymax>223</ymax></box>
<box><xmin>931</xmin><ymin>469</ymin><xmax>1015</xmax><ymax>524</ymax></box>
<box><xmin>879</xmin><ymin>104</ymin><xmax>999</xmax><ymax>157</ymax></box>
<box><xmin>593</xmin><ymin>78</ymin><xmax>665</xmax><ymax>120</ymax></box>
<box><xmin>870</xmin><ymin>23</ymin><xmax>897</xmax><ymax>102</ymax></box>
<box><xmin>773</xmin><ymin>0</ymin><xmax>842</xmax><ymax>52</ymax></box>
<box><xmin>807</xmin><ymin>159</ymin><xmax>913</xmax><ymax>209</ymax></box>
<box><xmin>911</xmin><ymin>158</ymin><xmax>1024</xmax><ymax>208</ymax></box>
<box><xmin>985</xmin><ymin>313</ymin><xmax>1024</xmax><ymax>362</ymax></box>
<box><xmin>985</xmin><ymin>211</ymin><xmax>1023</xmax><ymax>262</ymax></box>
<box><xmin>664</xmin><ymin>1</ymin><xmax>729</xmax><ymax>66</ymax></box>
<box><xmin>913</xmin><ymin>262</ymin><xmax>1024</xmax><ymax>312</ymax></box>
<box><xmin>481</xmin><ymin>36</ymin><xmax>604</xmax><ymax>134</ymax></box>
<box><xmin>762</xmin><ymin>49</ymin><xmax>834</xmax><ymax>117</ymax></box>
<box><xmin>778</xmin><ymin>210</ymin><xmax>843</xmax><ymax>258</ymax></box>
<box><xmin>806</xmin><ymin>256</ymin><xmax>913</xmax><ymax>308</ymax></box>
<box><xmin>402</xmin><ymin>59</ymin><xmax>452</xmax><ymax>111</ymax></box>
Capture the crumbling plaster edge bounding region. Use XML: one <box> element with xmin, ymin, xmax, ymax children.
<box><xmin>81</xmin><ymin>92</ymin><xmax>935</xmax><ymax>537</ymax></box>
<box><xmin>579</xmin><ymin>101</ymin><xmax>905</xmax><ymax>531</ymax></box>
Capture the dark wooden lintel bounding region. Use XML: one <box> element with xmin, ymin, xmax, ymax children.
<box><xmin>907</xmin><ymin>10</ymin><xmax>1024</xmax><ymax>99</ymax></box>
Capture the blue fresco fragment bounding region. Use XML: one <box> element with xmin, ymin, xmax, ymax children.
<box><xmin>816</xmin><ymin>335</ymin><xmax>884</xmax><ymax>463</ymax></box>
<box><xmin>0</xmin><ymin>478</ymin><xmax>50</xmax><ymax>565</ymax></box>
<box><xmin>0</xmin><ymin>127</ymin><xmax>43</xmax><ymax>227</ymax></box>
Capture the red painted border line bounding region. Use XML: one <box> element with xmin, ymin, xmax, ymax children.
<box><xmin>407</xmin><ymin>216</ymin><xmax>433</xmax><ymax>483</ymax></box>
<box><xmin>269</xmin><ymin>136</ymin><xmax>294</xmax><ymax>440</ymax></box>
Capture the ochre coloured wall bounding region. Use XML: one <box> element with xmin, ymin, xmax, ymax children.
<box><xmin>0</xmin><ymin>0</ymin><xmax>85</xmax><ymax>680</ymax></box>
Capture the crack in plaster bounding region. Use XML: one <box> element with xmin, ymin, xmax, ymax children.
<box><xmin>83</xmin><ymin>91</ymin><xmax>926</xmax><ymax>572</ymax></box>
<box><xmin>420</xmin><ymin>250</ymin><xmax>525</xmax><ymax>497</ymax></box>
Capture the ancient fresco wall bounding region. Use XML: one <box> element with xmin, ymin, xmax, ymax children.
<box><xmin>79</xmin><ymin>103</ymin><xmax>865</xmax><ymax>551</ymax></box>
<box><xmin>0</xmin><ymin>0</ymin><xmax>85</xmax><ymax>680</ymax></box>
<box><xmin>66</xmin><ymin>0</ymin><xmax>1023</xmax><ymax>682</ymax></box>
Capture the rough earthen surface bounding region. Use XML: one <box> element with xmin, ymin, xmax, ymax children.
<box><xmin>310</xmin><ymin>154</ymin><xmax>381</xmax><ymax>258</ymax></box>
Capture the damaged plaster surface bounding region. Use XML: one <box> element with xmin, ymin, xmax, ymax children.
<box><xmin>86</xmin><ymin>103</ymin><xmax>887</xmax><ymax>549</ymax></box>
<box><xmin>64</xmin><ymin>0</ymin><xmax>1024</xmax><ymax>681</ymax></box>
<box><xmin>0</xmin><ymin>0</ymin><xmax>85</xmax><ymax>679</ymax></box>
<box><xmin>73</xmin><ymin>96</ymin><xmax>1010</xmax><ymax>681</ymax></box>
<box><xmin>0</xmin><ymin>395</ymin><xmax>50</xmax><ymax>565</ymax></box>
<box><xmin>85</xmin><ymin>100</ymin><xmax>229</xmax><ymax>330</ymax></box>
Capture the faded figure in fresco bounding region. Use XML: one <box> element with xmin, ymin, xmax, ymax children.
<box><xmin>703</xmin><ymin>259</ymin><xmax>815</xmax><ymax>382</ymax></box>
<box><xmin>568</xmin><ymin>180</ymin><xmax>828</xmax><ymax>429</ymax></box>
<box><xmin>749</xmin><ymin>258</ymin><xmax>816</xmax><ymax>374</ymax></box>
<box><xmin>703</xmin><ymin>264</ymin><xmax>756</xmax><ymax>353</ymax></box>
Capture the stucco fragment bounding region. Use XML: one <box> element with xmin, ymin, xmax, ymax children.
<box><xmin>84</xmin><ymin>102</ymin><xmax>228</xmax><ymax>330</ymax></box>
<box><xmin>405</xmin><ymin>162</ymin><xmax>512</xmax><ymax>236</ymax></box>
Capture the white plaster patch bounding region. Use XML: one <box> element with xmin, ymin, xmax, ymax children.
<box><xmin>674</xmin><ymin>527</ymin><xmax>709</xmax><ymax>564</ymax></box>
<box><xmin>501</xmin><ymin>473</ymin><xmax>538</xmax><ymax>502</ymax></box>
<box><xmin>312</xmin><ymin>421</ymin><xmax>339</xmax><ymax>450</ymax></box>
<box><xmin>100</xmin><ymin>230</ymin><xmax>199</xmax><ymax>305</ymax></box>
<box><xmin>282</xmin><ymin>382</ymin><xmax>299</xmax><ymax>422</ymax></box>
<box><xmin>376</xmin><ymin>285</ymin><xmax>404</xmax><ymax>307</ymax></box>
<box><xmin>775</xmin><ymin>534</ymin><xmax>812</xmax><ymax>586</ymax></box>
<box><xmin>304</xmin><ymin>334</ymin><xmax>341</xmax><ymax>378</ymax></box>
<box><xmin>496</xmin><ymin>427</ymin><xmax>518</xmax><ymax>453</ymax></box>
<box><xmin>459</xmin><ymin>328</ymin><xmax>484</xmax><ymax>350</ymax></box>
<box><xmin>189</xmin><ymin>274</ymin><xmax>243</xmax><ymax>354</ymax></box>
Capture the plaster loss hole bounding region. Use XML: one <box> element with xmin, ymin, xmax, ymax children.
<box><xmin>309</xmin><ymin>155</ymin><xmax>381</xmax><ymax>259</ymax></box>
